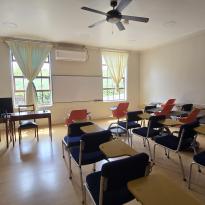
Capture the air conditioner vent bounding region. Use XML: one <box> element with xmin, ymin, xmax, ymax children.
<box><xmin>55</xmin><ymin>49</ymin><xmax>88</xmax><ymax>62</ymax></box>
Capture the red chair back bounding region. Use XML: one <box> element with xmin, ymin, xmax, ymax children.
<box><xmin>112</xmin><ymin>102</ymin><xmax>129</xmax><ymax>119</ymax></box>
<box><xmin>161</xmin><ymin>98</ymin><xmax>176</xmax><ymax>108</ymax></box>
<box><xmin>155</xmin><ymin>104</ymin><xmax>175</xmax><ymax>116</ymax></box>
<box><xmin>179</xmin><ymin>108</ymin><xmax>200</xmax><ymax>124</ymax></box>
<box><xmin>65</xmin><ymin>109</ymin><xmax>88</xmax><ymax>125</ymax></box>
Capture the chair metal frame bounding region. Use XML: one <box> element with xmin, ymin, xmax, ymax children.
<box><xmin>132</xmin><ymin>115</ymin><xmax>166</xmax><ymax>161</ymax></box>
<box><xmin>18</xmin><ymin>104</ymin><xmax>38</xmax><ymax>143</ymax></box>
<box><xmin>67</xmin><ymin>130</ymin><xmax>112</xmax><ymax>203</ymax></box>
<box><xmin>153</xmin><ymin>122</ymin><xmax>199</xmax><ymax>181</ymax></box>
<box><xmin>83</xmin><ymin>154</ymin><xmax>152</xmax><ymax>205</ymax></box>
<box><xmin>188</xmin><ymin>151</ymin><xmax>205</xmax><ymax>189</ymax></box>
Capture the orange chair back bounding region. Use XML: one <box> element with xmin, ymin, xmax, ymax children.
<box><xmin>161</xmin><ymin>98</ymin><xmax>176</xmax><ymax>108</ymax></box>
<box><xmin>179</xmin><ymin>108</ymin><xmax>200</xmax><ymax>124</ymax></box>
<box><xmin>65</xmin><ymin>109</ymin><xmax>88</xmax><ymax>125</ymax></box>
<box><xmin>112</xmin><ymin>102</ymin><xmax>129</xmax><ymax>119</ymax></box>
<box><xmin>155</xmin><ymin>103</ymin><xmax>175</xmax><ymax>116</ymax></box>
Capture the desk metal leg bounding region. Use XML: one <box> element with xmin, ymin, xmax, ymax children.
<box><xmin>48</xmin><ymin>116</ymin><xmax>52</xmax><ymax>141</ymax></box>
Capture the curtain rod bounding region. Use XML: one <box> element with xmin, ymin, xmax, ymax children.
<box><xmin>1</xmin><ymin>37</ymin><xmax>86</xmax><ymax>49</ymax></box>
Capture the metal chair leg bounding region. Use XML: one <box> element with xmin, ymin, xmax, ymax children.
<box><xmin>62</xmin><ymin>141</ymin><xmax>65</xmax><ymax>158</ymax></box>
<box><xmin>177</xmin><ymin>153</ymin><xmax>186</xmax><ymax>181</ymax></box>
<box><xmin>93</xmin><ymin>163</ymin><xmax>96</xmax><ymax>172</ymax></box>
<box><xmin>188</xmin><ymin>162</ymin><xmax>195</xmax><ymax>189</ymax></box>
<box><xmin>146</xmin><ymin>139</ymin><xmax>153</xmax><ymax>161</ymax></box>
<box><xmin>153</xmin><ymin>144</ymin><xmax>157</xmax><ymax>164</ymax></box>
<box><xmin>68</xmin><ymin>149</ymin><xmax>72</xmax><ymax>179</ymax></box>
<box><xmin>79</xmin><ymin>166</ymin><xmax>84</xmax><ymax>204</ymax></box>
<box><xmin>83</xmin><ymin>184</ymin><xmax>87</xmax><ymax>205</ymax></box>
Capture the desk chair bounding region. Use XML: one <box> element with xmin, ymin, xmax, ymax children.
<box><xmin>65</xmin><ymin>109</ymin><xmax>88</xmax><ymax>126</ymax></box>
<box><xmin>188</xmin><ymin>150</ymin><xmax>205</xmax><ymax>189</ymax></box>
<box><xmin>68</xmin><ymin>130</ymin><xmax>112</xmax><ymax>203</ymax></box>
<box><xmin>181</xmin><ymin>104</ymin><xmax>193</xmax><ymax>112</ymax></box>
<box><xmin>84</xmin><ymin>153</ymin><xmax>150</xmax><ymax>205</ymax></box>
<box><xmin>132</xmin><ymin>115</ymin><xmax>166</xmax><ymax>161</ymax></box>
<box><xmin>144</xmin><ymin>105</ymin><xmax>157</xmax><ymax>113</ymax></box>
<box><xmin>153</xmin><ymin>121</ymin><xmax>199</xmax><ymax>181</ymax></box>
<box><xmin>179</xmin><ymin>108</ymin><xmax>200</xmax><ymax>124</ymax></box>
<box><xmin>109</xmin><ymin>102</ymin><xmax>129</xmax><ymax>141</ymax></box>
<box><xmin>155</xmin><ymin>103</ymin><xmax>175</xmax><ymax>117</ymax></box>
<box><xmin>62</xmin><ymin>121</ymin><xmax>94</xmax><ymax>158</ymax></box>
<box><xmin>161</xmin><ymin>98</ymin><xmax>176</xmax><ymax>108</ymax></box>
<box><xmin>118</xmin><ymin>110</ymin><xmax>143</xmax><ymax>146</ymax></box>
<box><xmin>111</xmin><ymin>102</ymin><xmax>129</xmax><ymax>123</ymax></box>
<box><xmin>18</xmin><ymin>104</ymin><xmax>38</xmax><ymax>144</ymax></box>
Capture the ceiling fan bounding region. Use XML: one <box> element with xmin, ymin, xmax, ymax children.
<box><xmin>81</xmin><ymin>0</ymin><xmax>149</xmax><ymax>31</ymax></box>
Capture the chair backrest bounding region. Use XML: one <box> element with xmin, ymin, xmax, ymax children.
<box><xmin>179</xmin><ymin>108</ymin><xmax>200</xmax><ymax>124</ymax></box>
<box><xmin>161</xmin><ymin>99</ymin><xmax>176</xmax><ymax>108</ymax></box>
<box><xmin>178</xmin><ymin>120</ymin><xmax>199</xmax><ymax>150</ymax></box>
<box><xmin>100</xmin><ymin>153</ymin><xmax>149</xmax><ymax>204</ymax></box>
<box><xmin>148</xmin><ymin>115</ymin><xmax>166</xmax><ymax>129</ymax></box>
<box><xmin>68</xmin><ymin>121</ymin><xmax>93</xmax><ymax>137</ymax></box>
<box><xmin>18</xmin><ymin>104</ymin><xmax>35</xmax><ymax>113</ymax></box>
<box><xmin>144</xmin><ymin>105</ymin><xmax>157</xmax><ymax>113</ymax></box>
<box><xmin>127</xmin><ymin>110</ymin><xmax>143</xmax><ymax>122</ymax></box>
<box><xmin>65</xmin><ymin>109</ymin><xmax>88</xmax><ymax>125</ymax></box>
<box><xmin>181</xmin><ymin>104</ymin><xmax>193</xmax><ymax>112</ymax></box>
<box><xmin>156</xmin><ymin>103</ymin><xmax>175</xmax><ymax>116</ymax></box>
<box><xmin>112</xmin><ymin>102</ymin><xmax>129</xmax><ymax>119</ymax></box>
<box><xmin>81</xmin><ymin>130</ymin><xmax>112</xmax><ymax>153</ymax></box>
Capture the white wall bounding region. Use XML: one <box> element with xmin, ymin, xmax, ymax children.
<box><xmin>0</xmin><ymin>41</ymin><xmax>140</xmax><ymax>125</ymax></box>
<box><xmin>139</xmin><ymin>31</ymin><xmax>205</xmax><ymax>107</ymax></box>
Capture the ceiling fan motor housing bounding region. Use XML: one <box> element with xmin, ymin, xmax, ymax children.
<box><xmin>110</xmin><ymin>0</ymin><xmax>118</xmax><ymax>8</ymax></box>
<box><xmin>106</xmin><ymin>9</ymin><xmax>122</xmax><ymax>23</ymax></box>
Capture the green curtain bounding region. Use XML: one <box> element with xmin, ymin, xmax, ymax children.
<box><xmin>7</xmin><ymin>40</ymin><xmax>52</xmax><ymax>107</ymax></box>
<box><xmin>102</xmin><ymin>50</ymin><xmax>128</xmax><ymax>92</ymax></box>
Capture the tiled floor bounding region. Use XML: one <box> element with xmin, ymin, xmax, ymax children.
<box><xmin>0</xmin><ymin>119</ymin><xmax>205</xmax><ymax>205</ymax></box>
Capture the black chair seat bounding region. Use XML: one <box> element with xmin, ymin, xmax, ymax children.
<box><xmin>19</xmin><ymin>121</ymin><xmax>38</xmax><ymax>129</ymax></box>
<box><xmin>70</xmin><ymin>146</ymin><xmax>106</xmax><ymax>165</ymax></box>
<box><xmin>118</xmin><ymin>121</ymin><xmax>141</xmax><ymax>129</ymax></box>
<box><xmin>86</xmin><ymin>171</ymin><xmax>134</xmax><ymax>205</ymax></box>
<box><xmin>63</xmin><ymin>136</ymin><xmax>81</xmax><ymax>147</ymax></box>
<box><xmin>194</xmin><ymin>151</ymin><xmax>205</xmax><ymax>166</ymax></box>
<box><xmin>155</xmin><ymin>134</ymin><xmax>179</xmax><ymax>150</ymax></box>
<box><xmin>132</xmin><ymin>127</ymin><xmax>160</xmax><ymax>138</ymax></box>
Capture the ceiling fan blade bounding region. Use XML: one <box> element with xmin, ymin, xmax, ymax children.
<box><xmin>81</xmin><ymin>7</ymin><xmax>107</xmax><ymax>16</ymax></box>
<box><xmin>122</xmin><ymin>15</ymin><xmax>149</xmax><ymax>23</ymax></box>
<box><xmin>116</xmin><ymin>0</ymin><xmax>132</xmax><ymax>12</ymax></box>
<box><xmin>116</xmin><ymin>22</ymin><xmax>125</xmax><ymax>31</ymax></box>
<box><xmin>88</xmin><ymin>19</ymin><xmax>106</xmax><ymax>28</ymax></box>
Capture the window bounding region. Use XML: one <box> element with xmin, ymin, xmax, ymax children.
<box><xmin>11</xmin><ymin>55</ymin><xmax>52</xmax><ymax>107</ymax></box>
<box><xmin>102</xmin><ymin>57</ymin><xmax>126</xmax><ymax>101</ymax></box>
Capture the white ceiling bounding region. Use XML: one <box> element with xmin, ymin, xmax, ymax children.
<box><xmin>1</xmin><ymin>0</ymin><xmax>205</xmax><ymax>50</ymax></box>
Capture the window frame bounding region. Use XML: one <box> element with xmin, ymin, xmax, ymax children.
<box><xmin>102</xmin><ymin>57</ymin><xmax>127</xmax><ymax>102</ymax></box>
<box><xmin>11</xmin><ymin>54</ymin><xmax>53</xmax><ymax>107</ymax></box>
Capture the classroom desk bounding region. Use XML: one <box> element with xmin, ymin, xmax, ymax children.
<box><xmin>138</xmin><ymin>113</ymin><xmax>151</xmax><ymax>120</ymax></box>
<box><xmin>10</xmin><ymin>110</ymin><xmax>52</xmax><ymax>141</ymax></box>
<box><xmin>159</xmin><ymin>119</ymin><xmax>184</xmax><ymax>127</ymax></box>
<box><xmin>99</xmin><ymin>139</ymin><xmax>137</xmax><ymax>158</ymax></box>
<box><xmin>80</xmin><ymin>124</ymin><xmax>104</xmax><ymax>133</ymax></box>
<box><xmin>127</xmin><ymin>174</ymin><xmax>202</xmax><ymax>205</ymax></box>
<box><xmin>0</xmin><ymin>117</ymin><xmax>10</xmax><ymax>148</ymax></box>
<box><xmin>194</xmin><ymin>125</ymin><xmax>205</xmax><ymax>135</ymax></box>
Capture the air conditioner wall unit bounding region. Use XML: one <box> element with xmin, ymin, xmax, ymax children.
<box><xmin>55</xmin><ymin>49</ymin><xmax>88</xmax><ymax>62</ymax></box>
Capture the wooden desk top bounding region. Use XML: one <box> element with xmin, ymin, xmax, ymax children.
<box><xmin>81</xmin><ymin>124</ymin><xmax>104</xmax><ymax>133</ymax></box>
<box><xmin>160</xmin><ymin>119</ymin><xmax>183</xmax><ymax>127</ymax></box>
<box><xmin>127</xmin><ymin>174</ymin><xmax>202</xmax><ymax>205</ymax></box>
<box><xmin>194</xmin><ymin>125</ymin><xmax>205</xmax><ymax>135</ymax></box>
<box><xmin>139</xmin><ymin>113</ymin><xmax>151</xmax><ymax>120</ymax></box>
<box><xmin>10</xmin><ymin>110</ymin><xmax>51</xmax><ymax>120</ymax></box>
<box><xmin>99</xmin><ymin>139</ymin><xmax>137</xmax><ymax>158</ymax></box>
